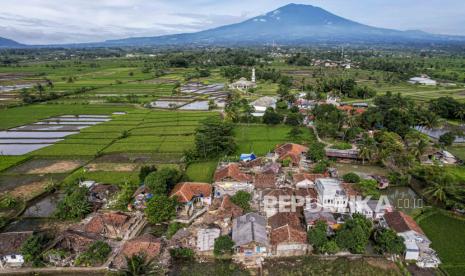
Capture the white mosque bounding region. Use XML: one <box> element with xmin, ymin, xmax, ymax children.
<box><xmin>229</xmin><ymin>68</ymin><xmax>257</xmax><ymax>91</ymax></box>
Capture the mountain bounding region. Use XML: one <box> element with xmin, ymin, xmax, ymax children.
<box><xmin>0</xmin><ymin>37</ymin><xmax>23</xmax><ymax>48</ymax></box>
<box><xmin>102</xmin><ymin>3</ymin><xmax>465</xmax><ymax>46</ymax></box>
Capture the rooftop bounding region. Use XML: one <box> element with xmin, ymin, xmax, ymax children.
<box><xmin>170</xmin><ymin>182</ymin><xmax>212</xmax><ymax>203</ymax></box>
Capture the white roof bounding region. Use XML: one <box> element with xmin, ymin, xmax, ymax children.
<box><xmin>316</xmin><ymin>178</ymin><xmax>345</xmax><ymax>196</ymax></box>
<box><xmin>196</xmin><ymin>228</ymin><xmax>221</xmax><ymax>252</ymax></box>
<box><xmin>251</xmin><ymin>96</ymin><xmax>277</xmax><ymax>108</ymax></box>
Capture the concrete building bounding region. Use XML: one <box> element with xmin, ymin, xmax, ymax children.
<box><xmin>232</xmin><ymin>213</ymin><xmax>269</xmax><ymax>256</ymax></box>
<box><xmin>196</xmin><ymin>228</ymin><xmax>221</xmax><ymax>252</ymax></box>
<box><xmin>315</xmin><ymin>178</ymin><xmax>348</xmax><ymax>212</ymax></box>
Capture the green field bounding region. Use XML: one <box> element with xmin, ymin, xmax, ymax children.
<box><xmin>417</xmin><ymin>210</ymin><xmax>465</xmax><ymax>275</ymax></box>
<box><xmin>185</xmin><ymin>161</ymin><xmax>218</xmax><ymax>183</ymax></box>
<box><xmin>234</xmin><ymin>124</ymin><xmax>317</xmax><ymax>155</ymax></box>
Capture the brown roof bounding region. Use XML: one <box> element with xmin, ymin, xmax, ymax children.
<box><xmin>269</xmin><ymin>213</ymin><xmax>306</xmax><ymax>245</ymax></box>
<box><xmin>293</xmin><ymin>173</ymin><xmax>326</xmax><ymax>183</ymax></box>
<box><xmin>254</xmin><ymin>173</ymin><xmax>277</xmax><ymax>189</ymax></box>
<box><xmin>341</xmin><ymin>182</ymin><xmax>360</xmax><ymax>197</ymax></box>
<box><xmin>209</xmin><ymin>195</ymin><xmax>243</xmax><ymax>220</ymax></box>
<box><xmin>0</xmin><ymin>231</ymin><xmax>33</xmax><ymax>255</ymax></box>
<box><xmin>84</xmin><ymin>212</ymin><xmax>133</xmax><ymax>239</ymax></box>
<box><xmin>275</xmin><ymin>143</ymin><xmax>309</xmax><ymax>165</ymax></box>
<box><xmin>294</xmin><ymin>188</ymin><xmax>318</xmax><ymax>199</ymax></box>
<box><xmin>264</xmin><ymin>188</ymin><xmax>294</xmax><ymax>198</ymax></box>
<box><xmin>113</xmin><ymin>234</ymin><xmax>163</xmax><ymax>269</ymax></box>
<box><xmin>240</xmin><ymin>157</ymin><xmax>263</xmax><ymax>168</ymax></box>
<box><xmin>384</xmin><ymin>211</ymin><xmax>424</xmax><ymax>235</ymax></box>
<box><xmin>214</xmin><ymin>163</ymin><xmax>252</xmax><ymax>182</ymax></box>
<box><xmin>170</xmin><ymin>182</ymin><xmax>212</xmax><ymax>203</ymax></box>
<box><xmin>53</xmin><ymin>230</ymin><xmax>103</xmax><ymax>253</ymax></box>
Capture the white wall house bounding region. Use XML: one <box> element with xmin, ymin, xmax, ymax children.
<box><xmin>315</xmin><ymin>178</ymin><xmax>347</xmax><ymax>212</ymax></box>
<box><xmin>349</xmin><ymin>199</ymin><xmax>389</xmax><ymax>220</ymax></box>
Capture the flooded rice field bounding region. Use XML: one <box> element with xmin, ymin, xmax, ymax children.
<box><xmin>178</xmin><ymin>100</ymin><xmax>209</xmax><ymax>110</ymax></box>
<box><xmin>22</xmin><ymin>192</ymin><xmax>65</xmax><ymax>218</ymax></box>
<box><xmin>0</xmin><ymin>144</ymin><xmax>55</xmax><ymax>155</ymax></box>
<box><xmin>0</xmin><ymin>114</ymin><xmax>111</xmax><ymax>155</ymax></box>
<box><xmin>415</xmin><ymin>125</ymin><xmax>465</xmax><ymax>143</ymax></box>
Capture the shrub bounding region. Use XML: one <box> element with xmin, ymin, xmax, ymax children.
<box><xmin>343</xmin><ymin>173</ymin><xmax>360</xmax><ymax>183</ymax></box>
<box><xmin>75</xmin><ymin>241</ymin><xmax>111</xmax><ymax>266</ymax></box>
<box><xmin>166</xmin><ymin>222</ymin><xmax>185</xmax><ymax>239</ymax></box>
<box><xmin>169</xmin><ymin>248</ymin><xmax>194</xmax><ymax>260</ymax></box>
<box><xmin>306</xmin><ymin>142</ymin><xmax>326</xmax><ymax>162</ymax></box>
<box><xmin>331</xmin><ymin>142</ymin><xmax>352</xmax><ymax>150</ymax></box>
<box><xmin>54</xmin><ymin>185</ymin><xmax>91</xmax><ymax>220</ymax></box>
<box><xmin>145</xmin><ymin>195</ymin><xmax>178</xmax><ymax>224</ymax></box>
<box><xmin>214</xmin><ymin>235</ymin><xmax>235</xmax><ymax>257</ymax></box>
<box><xmin>230</xmin><ymin>191</ymin><xmax>252</xmax><ymax>211</ymax></box>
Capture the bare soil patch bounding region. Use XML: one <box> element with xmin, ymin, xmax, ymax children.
<box><xmin>7</xmin><ymin>159</ymin><xmax>84</xmax><ymax>174</ymax></box>
<box><xmin>85</xmin><ymin>162</ymin><xmax>139</xmax><ymax>172</ymax></box>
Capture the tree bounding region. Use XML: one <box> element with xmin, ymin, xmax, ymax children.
<box><xmin>263</xmin><ymin>107</ymin><xmax>283</xmax><ymax>125</ymax></box>
<box><xmin>343</xmin><ymin>173</ymin><xmax>360</xmax><ymax>183</ymax></box>
<box><xmin>285</xmin><ymin>112</ymin><xmax>303</xmax><ymax>126</ymax></box>
<box><xmin>320</xmin><ymin>240</ymin><xmax>340</xmax><ymax>255</ymax></box>
<box><xmin>75</xmin><ymin>241</ymin><xmax>111</xmax><ymax>266</ymax></box>
<box><xmin>145</xmin><ymin>195</ymin><xmax>178</xmax><ymax>224</ymax></box>
<box><xmin>139</xmin><ymin>165</ymin><xmax>157</xmax><ymax>183</ymax></box>
<box><xmin>287</xmin><ymin>126</ymin><xmax>303</xmax><ymax>142</ymax></box>
<box><xmin>306</xmin><ymin>142</ymin><xmax>326</xmax><ymax>162</ymax></box>
<box><xmin>230</xmin><ymin>191</ymin><xmax>252</xmax><ymax>211</ymax></box>
<box><xmin>213</xmin><ymin>235</ymin><xmax>235</xmax><ymax>257</ymax></box>
<box><xmin>122</xmin><ymin>254</ymin><xmax>164</xmax><ymax>276</ymax></box>
<box><xmin>20</xmin><ymin>233</ymin><xmax>50</xmax><ymax>267</ymax></box>
<box><xmin>195</xmin><ymin>116</ymin><xmax>236</xmax><ymax>158</ymax></box>
<box><xmin>373</xmin><ymin>228</ymin><xmax>406</xmax><ymax>255</ymax></box>
<box><xmin>166</xmin><ymin>222</ymin><xmax>185</xmax><ymax>239</ymax></box>
<box><xmin>307</xmin><ymin>220</ymin><xmax>328</xmax><ymax>253</ymax></box>
<box><xmin>54</xmin><ymin>185</ymin><xmax>92</xmax><ymax>220</ymax></box>
<box><xmin>169</xmin><ymin>248</ymin><xmax>195</xmax><ymax>260</ymax></box>
<box><xmin>144</xmin><ymin>168</ymin><xmax>181</xmax><ymax>195</ymax></box>
<box><xmin>439</xmin><ymin>132</ymin><xmax>455</xmax><ymax>147</ymax></box>
<box><xmin>335</xmin><ymin>214</ymin><xmax>372</xmax><ymax>254</ymax></box>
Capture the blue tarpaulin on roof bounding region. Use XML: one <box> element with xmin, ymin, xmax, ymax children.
<box><xmin>240</xmin><ymin>153</ymin><xmax>256</xmax><ymax>161</ymax></box>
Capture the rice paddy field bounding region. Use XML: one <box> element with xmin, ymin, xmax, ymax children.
<box><xmin>417</xmin><ymin>210</ymin><xmax>465</xmax><ymax>276</ymax></box>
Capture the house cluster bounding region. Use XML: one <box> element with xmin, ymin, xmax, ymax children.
<box><xmin>158</xmin><ymin>143</ymin><xmax>434</xmax><ymax>268</ymax></box>
<box><xmin>0</xmin><ymin>181</ymin><xmax>165</xmax><ymax>270</ymax></box>
<box><xmin>383</xmin><ymin>211</ymin><xmax>441</xmax><ymax>268</ymax></box>
<box><xmin>311</xmin><ymin>59</ymin><xmax>357</xmax><ymax>69</ymax></box>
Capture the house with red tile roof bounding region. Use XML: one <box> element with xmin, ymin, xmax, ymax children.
<box><xmin>213</xmin><ymin>163</ymin><xmax>253</xmax><ymax>197</ymax></box>
<box><xmin>268</xmin><ymin>212</ymin><xmax>308</xmax><ymax>256</ymax></box>
<box><xmin>112</xmin><ymin>234</ymin><xmax>163</xmax><ymax>269</ymax></box>
<box><xmin>274</xmin><ymin>143</ymin><xmax>309</xmax><ymax>166</ymax></box>
<box><xmin>83</xmin><ymin>211</ymin><xmax>145</xmax><ymax>240</ymax></box>
<box><xmin>170</xmin><ymin>182</ymin><xmax>212</xmax><ymax>224</ymax></box>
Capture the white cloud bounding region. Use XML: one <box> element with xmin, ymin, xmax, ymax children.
<box><xmin>0</xmin><ymin>0</ymin><xmax>463</xmax><ymax>44</ymax></box>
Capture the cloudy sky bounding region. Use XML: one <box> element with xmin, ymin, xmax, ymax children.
<box><xmin>1</xmin><ymin>0</ymin><xmax>464</xmax><ymax>44</ymax></box>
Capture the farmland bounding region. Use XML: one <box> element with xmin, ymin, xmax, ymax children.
<box><xmin>417</xmin><ymin>210</ymin><xmax>465</xmax><ymax>276</ymax></box>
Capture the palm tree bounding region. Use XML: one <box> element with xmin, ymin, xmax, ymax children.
<box><xmin>455</xmin><ymin>107</ymin><xmax>465</xmax><ymax>124</ymax></box>
<box><xmin>121</xmin><ymin>254</ymin><xmax>163</xmax><ymax>276</ymax></box>
<box><xmin>424</xmin><ymin>181</ymin><xmax>451</xmax><ymax>203</ymax></box>
<box><xmin>358</xmin><ymin>134</ymin><xmax>377</xmax><ymax>164</ymax></box>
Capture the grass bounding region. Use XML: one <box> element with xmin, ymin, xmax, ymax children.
<box><xmin>185</xmin><ymin>161</ymin><xmax>218</xmax><ymax>183</ymax></box>
<box><xmin>234</xmin><ymin>124</ymin><xmax>316</xmax><ymax>156</ymax></box>
<box><xmin>417</xmin><ymin>210</ymin><xmax>465</xmax><ymax>275</ymax></box>
<box><xmin>263</xmin><ymin>256</ymin><xmax>401</xmax><ymax>275</ymax></box>
<box><xmin>63</xmin><ymin>168</ymin><xmax>140</xmax><ymax>187</ymax></box>
<box><xmin>447</xmin><ymin>145</ymin><xmax>465</xmax><ymax>161</ymax></box>
<box><xmin>0</xmin><ymin>156</ymin><xmax>30</xmax><ymax>172</ymax></box>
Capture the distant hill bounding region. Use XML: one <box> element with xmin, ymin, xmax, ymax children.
<box><xmin>1</xmin><ymin>3</ymin><xmax>464</xmax><ymax>48</ymax></box>
<box><xmin>102</xmin><ymin>3</ymin><xmax>465</xmax><ymax>46</ymax></box>
<box><xmin>0</xmin><ymin>37</ymin><xmax>23</xmax><ymax>48</ymax></box>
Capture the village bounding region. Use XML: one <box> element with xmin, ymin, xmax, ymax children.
<box><xmin>0</xmin><ymin>137</ymin><xmax>443</xmax><ymax>272</ymax></box>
